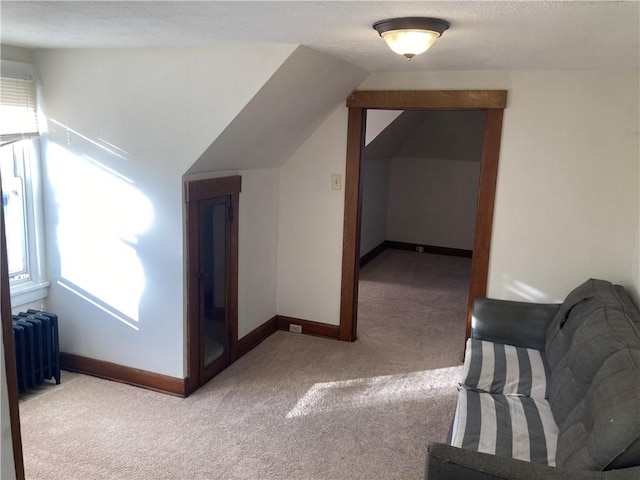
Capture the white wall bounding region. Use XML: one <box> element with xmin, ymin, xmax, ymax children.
<box><xmin>184</xmin><ymin>167</ymin><xmax>280</xmax><ymax>339</ymax></box>
<box><xmin>387</xmin><ymin>157</ymin><xmax>480</xmax><ymax>250</ymax></box>
<box><xmin>363</xmin><ymin>70</ymin><xmax>640</xmax><ymax>302</ymax></box>
<box><xmin>0</xmin><ymin>44</ymin><xmax>34</xmax><ymax>64</ymax></box>
<box><xmin>277</xmin><ymin>104</ymin><xmax>347</xmax><ymax>325</ymax></box>
<box><xmin>11</xmin><ymin>299</ymin><xmax>46</xmax><ymax>316</ymax></box>
<box><xmin>237</xmin><ymin>168</ymin><xmax>279</xmax><ymax>337</ymax></box>
<box><xmin>278</xmin><ymin>69</ymin><xmax>638</xmax><ymax>323</ymax></box>
<box><xmin>360</xmin><ymin>156</ymin><xmax>390</xmax><ymax>255</ymax></box>
<box><xmin>35</xmin><ymin>46</ymin><xmax>295</xmax><ymax>377</ymax></box>
<box><xmin>377</xmin><ymin>110</ymin><xmax>484</xmax><ymax>251</ymax></box>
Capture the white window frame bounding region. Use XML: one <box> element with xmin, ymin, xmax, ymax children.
<box><xmin>1</xmin><ymin>60</ymin><xmax>48</xmax><ymax>308</ymax></box>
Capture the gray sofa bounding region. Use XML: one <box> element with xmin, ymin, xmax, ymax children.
<box><xmin>426</xmin><ymin>278</ymin><xmax>640</xmax><ymax>479</ymax></box>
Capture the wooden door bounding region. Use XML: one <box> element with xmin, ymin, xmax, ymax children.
<box><xmin>198</xmin><ymin>195</ymin><xmax>231</xmax><ymax>383</ymax></box>
<box><xmin>186</xmin><ymin>176</ymin><xmax>240</xmax><ymax>393</ymax></box>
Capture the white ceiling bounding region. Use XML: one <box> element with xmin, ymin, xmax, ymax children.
<box><xmin>1</xmin><ymin>1</ymin><xmax>638</xmax><ymax>72</ymax></box>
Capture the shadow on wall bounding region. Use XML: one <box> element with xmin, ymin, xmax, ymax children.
<box><xmin>44</xmin><ymin>119</ymin><xmax>153</xmax><ymax>331</ymax></box>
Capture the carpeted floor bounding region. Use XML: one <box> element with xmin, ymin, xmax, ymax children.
<box><xmin>19</xmin><ymin>250</ymin><xmax>470</xmax><ymax>479</ymax></box>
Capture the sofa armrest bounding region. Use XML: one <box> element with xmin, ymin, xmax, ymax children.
<box><xmin>472</xmin><ymin>298</ymin><xmax>560</xmax><ymax>350</ymax></box>
<box><xmin>426</xmin><ymin>443</ymin><xmax>640</xmax><ymax>480</ymax></box>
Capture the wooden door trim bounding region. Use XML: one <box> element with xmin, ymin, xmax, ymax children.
<box><xmin>59</xmin><ymin>352</ymin><xmax>188</xmax><ymax>397</ymax></box>
<box><xmin>185</xmin><ymin>175</ymin><xmax>241</xmax><ymax>202</ymax></box>
<box><xmin>466</xmin><ymin>109</ymin><xmax>504</xmax><ymax>339</ymax></box>
<box><xmin>185</xmin><ymin>175</ymin><xmax>241</xmax><ymax>393</ymax></box>
<box><xmin>347</xmin><ymin>90</ymin><xmax>507</xmax><ymax>110</ymax></box>
<box><xmin>339</xmin><ymin>107</ymin><xmax>366</xmax><ymax>341</ymax></box>
<box><xmin>1</xmin><ymin>181</ymin><xmax>25</xmax><ymax>479</ymax></box>
<box><xmin>228</xmin><ymin>192</ymin><xmax>239</xmax><ymax>363</ymax></box>
<box><xmin>339</xmin><ymin>90</ymin><xmax>507</xmax><ymax>342</ymax></box>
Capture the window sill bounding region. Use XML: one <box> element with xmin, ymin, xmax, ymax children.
<box><xmin>10</xmin><ymin>280</ymin><xmax>50</xmax><ymax>309</ymax></box>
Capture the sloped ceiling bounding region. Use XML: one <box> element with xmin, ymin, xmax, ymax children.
<box><xmin>365</xmin><ymin>110</ymin><xmax>485</xmax><ymax>161</ymax></box>
<box><xmin>186</xmin><ymin>46</ymin><xmax>367</xmax><ymax>174</ymax></box>
<box><xmin>364</xmin><ymin>111</ymin><xmax>428</xmax><ymax>159</ymax></box>
<box><xmin>365</xmin><ymin>110</ymin><xmax>403</xmax><ymax>146</ymax></box>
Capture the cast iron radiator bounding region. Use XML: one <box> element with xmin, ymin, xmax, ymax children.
<box><xmin>12</xmin><ymin>309</ymin><xmax>60</xmax><ymax>393</ymax></box>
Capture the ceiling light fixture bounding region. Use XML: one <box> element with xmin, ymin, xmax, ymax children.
<box><xmin>373</xmin><ymin>17</ymin><xmax>450</xmax><ymax>60</ymax></box>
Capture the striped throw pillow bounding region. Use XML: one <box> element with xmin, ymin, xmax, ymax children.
<box><xmin>451</xmin><ymin>388</ymin><xmax>558</xmax><ymax>466</ymax></box>
<box><xmin>461</xmin><ymin>339</ymin><xmax>548</xmax><ymax>399</ymax></box>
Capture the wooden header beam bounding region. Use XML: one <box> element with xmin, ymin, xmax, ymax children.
<box><xmin>346</xmin><ymin>90</ymin><xmax>507</xmax><ymax>110</ymax></box>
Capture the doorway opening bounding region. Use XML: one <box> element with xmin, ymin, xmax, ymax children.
<box><xmin>185</xmin><ymin>175</ymin><xmax>240</xmax><ymax>393</ymax></box>
<box><xmin>338</xmin><ymin>90</ymin><xmax>507</xmax><ymax>345</ymax></box>
<box><xmin>357</xmin><ymin>109</ymin><xmax>484</xmax><ymax>346</ymax></box>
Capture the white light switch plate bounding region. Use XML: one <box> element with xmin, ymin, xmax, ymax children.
<box><xmin>331</xmin><ymin>174</ymin><xmax>342</xmax><ymax>190</ymax></box>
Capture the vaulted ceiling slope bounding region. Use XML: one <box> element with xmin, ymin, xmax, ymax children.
<box><xmin>186</xmin><ymin>46</ymin><xmax>367</xmax><ymax>174</ymax></box>
<box><xmin>365</xmin><ymin>110</ymin><xmax>485</xmax><ymax>161</ymax></box>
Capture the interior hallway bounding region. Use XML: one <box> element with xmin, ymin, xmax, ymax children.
<box><xmin>358</xmin><ymin>249</ymin><xmax>471</xmax><ymax>368</ymax></box>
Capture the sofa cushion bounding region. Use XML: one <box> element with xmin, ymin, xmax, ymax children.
<box><xmin>544</xmin><ymin>279</ymin><xmax>640</xmax><ymax>428</ymax></box>
<box><xmin>555</xmin><ymin>349</ymin><xmax>640</xmax><ymax>471</ymax></box>
<box><xmin>451</xmin><ymin>388</ymin><xmax>558</xmax><ymax>466</ymax></box>
<box><xmin>461</xmin><ymin>339</ymin><xmax>547</xmax><ymax>399</ymax></box>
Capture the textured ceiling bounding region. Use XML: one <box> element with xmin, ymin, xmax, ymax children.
<box><xmin>1</xmin><ymin>1</ymin><xmax>638</xmax><ymax>72</ymax></box>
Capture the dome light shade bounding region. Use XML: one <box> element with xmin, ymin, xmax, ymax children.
<box><xmin>373</xmin><ymin>17</ymin><xmax>450</xmax><ymax>59</ymax></box>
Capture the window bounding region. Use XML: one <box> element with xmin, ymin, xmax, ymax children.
<box><xmin>2</xmin><ymin>143</ymin><xmax>29</xmax><ymax>280</ymax></box>
<box><xmin>1</xmin><ymin>68</ymin><xmax>48</xmax><ymax>306</ymax></box>
<box><xmin>0</xmin><ymin>77</ymin><xmax>38</xmax><ymax>137</ymax></box>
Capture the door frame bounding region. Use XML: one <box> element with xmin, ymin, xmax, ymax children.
<box><xmin>1</xmin><ymin>178</ymin><xmax>25</xmax><ymax>479</ymax></box>
<box><xmin>338</xmin><ymin>90</ymin><xmax>507</xmax><ymax>343</ymax></box>
<box><xmin>185</xmin><ymin>175</ymin><xmax>241</xmax><ymax>393</ymax></box>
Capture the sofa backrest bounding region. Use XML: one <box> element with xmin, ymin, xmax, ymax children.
<box><xmin>545</xmin><ymin>279</ymin><xmax>605</xmax><ymax>371</ymax></box>
<box><xmin>544</xmin><ymin>278</ymin><xmax>640</xmax><ymax>470</ymax></box>
<box><xmin>556</xmin><ymin>349</ymin><xmax>640</xmax><ymax>470</ymax></box>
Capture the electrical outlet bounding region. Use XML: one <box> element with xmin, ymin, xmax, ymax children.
<box><xmin>331</xmin><ymin>174</ymin><xmax>342</xmax><ymax>190</ymax></box>
<box><xmin>289</xmin><ymin>324</ymin><xmax>302</xmax><ymax>334</ymax></box>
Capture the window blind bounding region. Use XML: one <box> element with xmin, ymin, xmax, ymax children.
<box><xmin>0</xmin><ymin>77</ymin><xmax>38</xmax><ymax>139</ymax></box>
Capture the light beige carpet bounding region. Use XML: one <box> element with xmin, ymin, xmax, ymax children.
<box><xmin>19</xmin><ymin>250</ymin><xmax>470</xmax><ymax>480</ymax></box>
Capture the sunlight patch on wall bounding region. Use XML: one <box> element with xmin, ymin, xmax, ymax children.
<box><xmin>286</xmin><ymin>366</ymin><xmax>461</xmax><ymax>419</ymax></box>
<box><xmin>49</xmin><ymin>118</ymin><xmax>130</xmax><ymax>160</ymax></box>
<box><xmin>46</xmin><ymin>141</ymin><xmax>153</xmax><ymax>325</ymax></box>
<box><xmin>502</xmin><ymin>276</ymin><xmax>555</xmax><ymax>303</ymax></box>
